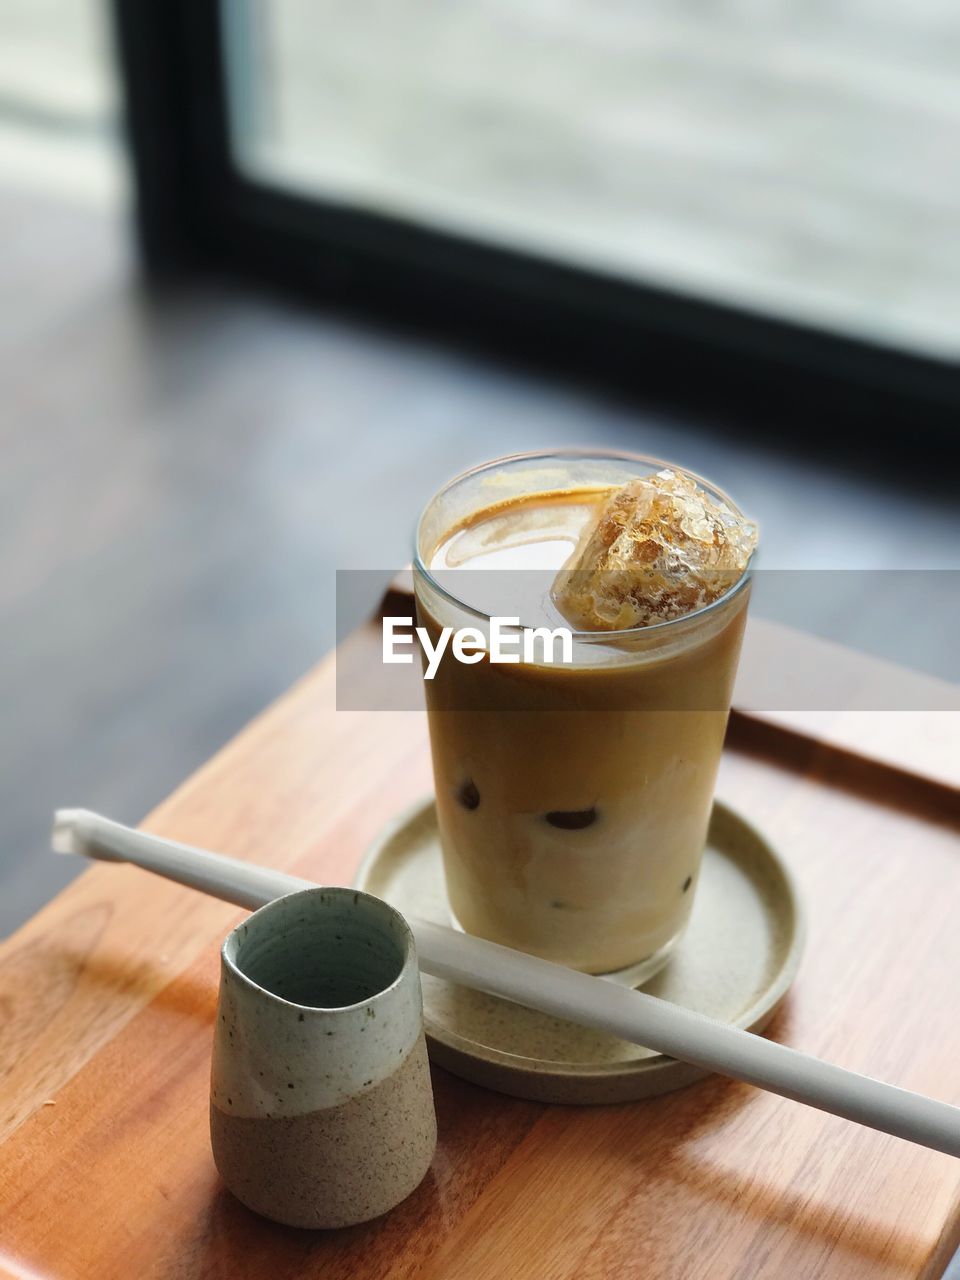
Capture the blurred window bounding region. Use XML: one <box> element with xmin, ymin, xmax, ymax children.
<box><xmin>0</xmin><ymin>0</ymin><xmax>122</xmax><ymax>203</ymax></box>
<box><xmin>223</xmin><ymin>0</ymin><xmax>960</xmax><ymax>361</ymax></box>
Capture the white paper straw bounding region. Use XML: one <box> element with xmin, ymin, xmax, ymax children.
<box><xmin>54</xmin><ymin>808</ymin><xmax>960</xmax><ymax>1158</ymax></box>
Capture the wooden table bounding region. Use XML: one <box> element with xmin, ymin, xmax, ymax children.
<box><xmin>1</xmin><ymin>608</ymin><xmax>959</xmax><ymax>1279</ymax></box>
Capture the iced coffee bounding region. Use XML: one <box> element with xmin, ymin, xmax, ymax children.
<box><xmin>414</xmin><ymin>452</ymin><xmax>756</xmax><ymax>978</ymax></box>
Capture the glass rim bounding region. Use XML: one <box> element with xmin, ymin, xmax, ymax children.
<box><xmin>222</xmin><ymin>886</ymin><xmax>415</xmax><ymax>1014</ymax></box>
<box><xmin>413</xmin><ymin>447</ymin><xmax>755</xmax><ymax>641</ymax></box>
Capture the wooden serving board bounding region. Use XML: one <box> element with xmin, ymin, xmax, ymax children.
<box><xmin>1</xmin><ymin>619</ymin><xmax>959</xmax><ymax>1279</ymax></box>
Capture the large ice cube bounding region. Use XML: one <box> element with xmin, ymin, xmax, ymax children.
<box><xmin>552</xmin><ymin>469</ymin><xmax>757</xmax><ymax>630</ymax></box>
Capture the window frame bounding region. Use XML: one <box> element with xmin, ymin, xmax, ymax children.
<box><xmin>112</xmin><ymin>0</ymin><xmax>960</xmax><ymax>444</ymax></box>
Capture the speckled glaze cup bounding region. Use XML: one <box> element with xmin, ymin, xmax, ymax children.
<box><xmin>210</xmin><ymin>887</ymin><xmax>437</xmax><ymax>1228</ymax></box>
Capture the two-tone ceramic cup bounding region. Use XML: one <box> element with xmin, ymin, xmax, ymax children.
<box><xmin>210</xmin><ymin>887</ymin><xmax>437</xmax><ymax>1228</ymax></box>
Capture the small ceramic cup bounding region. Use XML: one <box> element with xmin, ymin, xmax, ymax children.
<box><xmin>210</xmin><ymin>887</ymin><xmax>437</xmax><ymax>1228</ymax></box>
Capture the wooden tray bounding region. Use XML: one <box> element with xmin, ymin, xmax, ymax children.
<box><xmin>0</xmin><ymin>617</ymin><xmax>958</xmax><ymax>1279</ymax></box>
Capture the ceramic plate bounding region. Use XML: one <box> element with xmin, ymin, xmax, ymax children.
<box><xmin>355</xmin><ymin>798</ymin><xmax>804</xmax><ymax>1104</ymax></box>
